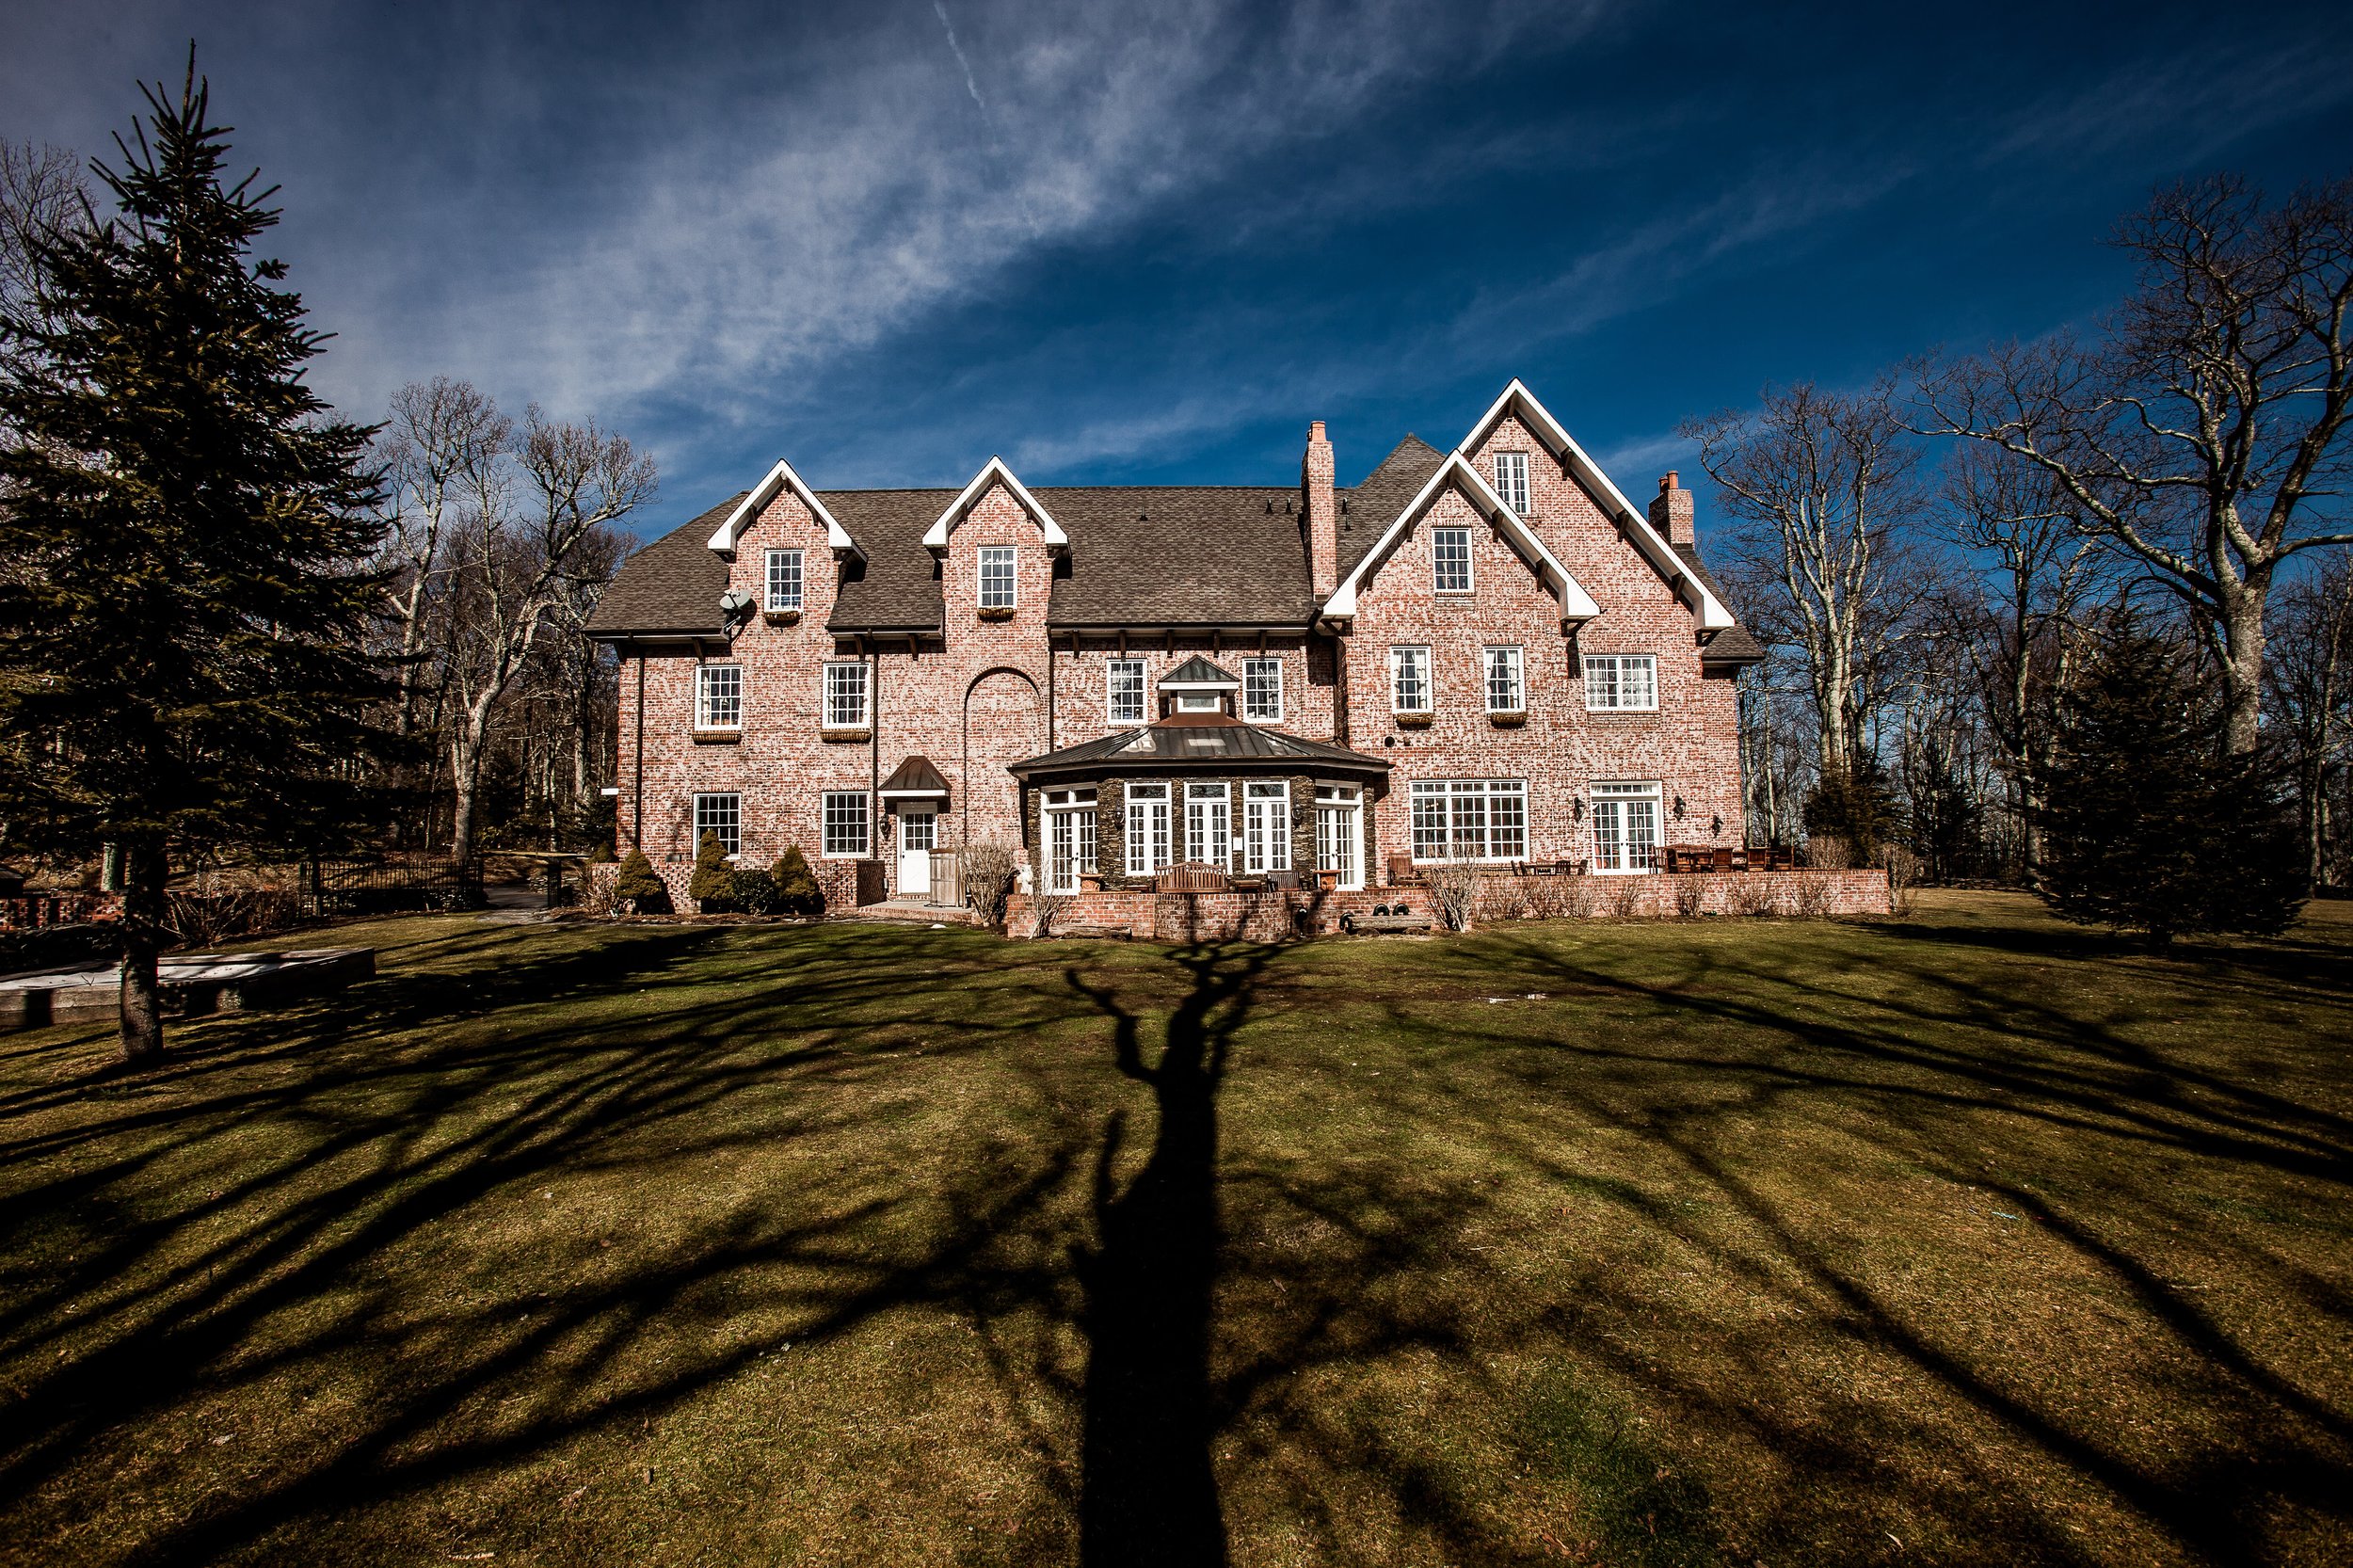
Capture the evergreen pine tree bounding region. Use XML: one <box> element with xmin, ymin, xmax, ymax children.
<box><xmin>610</xmin><ymin>847</ymin><xmax>668</xmax><ymax>914</ymax></box>
<box><xmin>2034</xmin><ymin>618</ymin><xmax>2304</xmax><ymax>945</ymax></box>
<box><xmin>0</xmin><ymin>59</ymin><xmax>389</xmax><ymax>1062</ymax></box>
<box><xmin>1802</xmin><ymin>753</ymin><xmax>1900</xmax><ymax>865</ymax></box>
<box><xmin>772</xmin><ymin>846</ymin><xmax>820</xmax><ymax>918</ymax></box>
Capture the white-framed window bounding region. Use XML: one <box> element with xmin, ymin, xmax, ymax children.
<box><xmin>823</xmin><ymin>661</ymin><xmax>871</xmax><ymax>729</ymax></box>
<box><xmin>1584</xmin><ymin>654</ymin><xmax>1658</xmax><ymax>712</ymax></box>
<box><xmin>693</xmin><ymin>792</ymin><xmax>741</xmax><ymax>857</ymax></box>
<box><xmin>1107</xmin><ymin>659</ymin><xmax>1146</xmax><ymax>726</ymax></box>
<box><xmin>823</xmin><ymin>791</ymin><xmax>870</xmax><ymax>857</ymax></box>
<box><xmin>1243</xmin><ymin>781</ymin><xmax>1290</xmax><ymax>873</ymax></box>
<box><xmin>1044</xmin><ymin>787</ymin><xmax>1098</xmax><ymax>894</ymax></box>
<box><xmin>978</xmin><ymin>546</ymin><xmax>1016</xmax><ymax>610</ymax></box>
<box><xmin>1314</xmin><ymin>784</ymin><xmax>1363</xmax><ymax>890</ymax></box>
<box><xmin>1390</xmin><ymin>645</ymin><xmax>1432</xmax><ymax>713</ymax></box>
<box><xmin>1494</xmin><ymin>451</ymin><xmax>1529</xmax><ymax>515</ymax></box>
<box><xmin>1592</xmin><ymin>781</ymin><xmax>1661</xmax><ymax>873</ymax></box>
<box><xmin>1432</xmin><ymin>526</ymin><xmax>1473</xmax><ymax>593</ymax></box>
<box><xmin>1185</xmin><ymin>782</ymin><xmax>1231</xmax><ymax>866</ymax></box>
<box><xmin>1126</xmin><ymin>782</ymin><xmax>1172</xmax><ymax>875</ymax></box>
<box><xmin>1242</xmin><ymin>657</ymin><xmax>1284</xmax><ymax>723</ymax></box>
<box><xmin>1175</xmin><ymin>691</ymin><xmax>1222</xmax><ymax>713</ymax></box>
<box><xmin>695</xmin><ymin>664</ymin><xmax>743</xmax><ymax>730</ymax></box>
<box><xmin>1485</xmin><ymin>646</ymin><xmax>1525</xmax><ymax>712</ymax></box>
<box><xmin>1409</xmin><ymin>779</ymin><xmax>1529</xmax><ymax>862</ymax></box>
<box><xmin>763</xmin><ymin>548</ymin><xmax>804</xmax><ymax>612</ymax></box>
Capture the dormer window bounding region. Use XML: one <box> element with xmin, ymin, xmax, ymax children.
<box><xmin>1176</xmin><ymin>692</ymin><xmax>1221</xmax><ymax>713</ymax></box>
<box><xmin>977</xmin><ymin>546</ymin><xmax>1016</xmax><ymax>611</ymax></box>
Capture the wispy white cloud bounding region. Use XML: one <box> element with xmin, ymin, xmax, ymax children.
<box><xmin>1984</xmin><ymin>40</ymin><xmax>2353</xmax><ymax>170</ymax></box>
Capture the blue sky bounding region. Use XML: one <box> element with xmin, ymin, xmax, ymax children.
<box><xmin>8</xmin><ymin>0</ymin><xmax>2353</xmax><ymax>542</ymax></box>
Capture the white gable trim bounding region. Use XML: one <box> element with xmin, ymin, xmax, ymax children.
<box><xmin>1321</xmin><ymin>450</ymin><xmax>1600</xmax><ymax>626</ymax></box>
<box><xmin>706</xmin><ymin>458</ymin><xmax>862</xmax><ymax>560</ymax></box>
<box><xmin>1462</xmin><ymin>379</ymin><xmax>1732</xmax><ymax>632</ymax></box>
<box><xmin>921</xmin><ymin>456</ymin><xmax>1069</xmax><ymax>552</ymax></box>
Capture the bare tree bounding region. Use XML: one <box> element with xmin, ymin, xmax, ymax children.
<box><xmin>2265</xmin><ymin>557</ymin><xmax>2353</xmax><ymax>885</ymax></box>
<box><xmin>1686</xmin><ymin>382</ymin><xmax>1936</xmax><ymax>782</ymax></box>
<box><xmin>0</xmin><ymin>141</ymin><xmax>87</xmax><ymax>328</ymax></box>
<box><xmin>435</xmin><ymin>400</ymin><xmax>654</xmax><ymax>868</ymax></box>
<box><xmin>1916</xmin><ymin>174</ymin><xmax>2353</xmax><ymax>754</ymax></box>
<box><xmin>376</xmin><ymin>379</ymin><xmax>507</xmax><ymax>745</ymax></box>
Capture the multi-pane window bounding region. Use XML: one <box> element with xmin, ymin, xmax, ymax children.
<box><xmin>695</xmin><ymin>664</ymin><xmax>743</xmax><ymax>730</ymax></box>
<box><xmin>824</xmin><ymin>661</ymin><xmax>871</xmax><ymax>728</ymax></box>
<box><xmin>823</xmin><ymin>791</ymin><xmax>870</xmax><ymax>856</ymax></box>
<box><xmin>1242</xmin><ymin>657</ymin><xmax>1283</xmax><ymax>723</ymax></box>
<box><xmin>1485</xmin><ymin>646</ymin><xmax>1525</xmax><ymax>712</ymax></box>
<box><xmin>1107</xmin><ymin>659</ymin><xmax>1146</xmax><ymax>726</ymax></box>
<box><xmin>977</xmin><ymin>546</ymin><xmax>1016</xmax><ymax>610</ymax></box>
<box><xmin>763</xmin><ymin>548</ymin><xmax>804</xmax><ymax>612</ymax></box>
<box><xmin>1243</xmin><ymin>782</ymin><xmax>1290</xmax><ymax>873</ymax></box>
<box><xmin>1583</xmin><ymin>654</ymin><xmax>1658</xmax><ymax>712</ymax></box>
<box><xmin>1315</xmin><ymin>784</ymin><xmax>1362</xmax><ymax>889</ymax></box>
<box><xmin>1185</xmin><ymin>782</ymin><xmax>1231</xmax><ymax>866</ymax></box>
<box><xmin>1592</xmin><ymin>781</ymin><xmax>1661</xmax><ymax>872</ymax></box>
<box><xmin>693</xmin><ymin>792</ymin><xmax>741</xmax><ymax>856</ymax></box>
<box><xmin>1390</xmin><ymin>645</ymin><xmax>1432</xmax><ymax>712</ymax></box>
<box><xmin>1126</xmin><ymin>783</ymin><xmax>1172</xmax><ymax>875</ymax></box>
<box><xmin>1432</xmin><ymin>526</ymin><xmax>1473</xmax><ymax>593</ymax></box>
<box><xmin>1044</xmin><ymin>788</ymin><xmax>1098</xmax><ymax>894</ymax></box>
<box><xmin>1494</xmin><ymin>451</ymin><xmax>1530</xmax><ymax>515</ymax></box>
<box><xmin>1409</xmin><ymin>779</ymin><xmax>1529</xmax><ymax>862</ymax></box>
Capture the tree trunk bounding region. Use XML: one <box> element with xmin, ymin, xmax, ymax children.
<box><xmin>117</xmin><ymin>837</ymin><xmax>169</xmax><ymax>1064</ymax></box>
<box><xmin>448</xmin><ymin>696</ymin><xmax>494</xmax><ymax>870</ymax></box>
<box><xmin>2217</xmin><ymin>579</ymin><xmax>2268</xmax><ymax>757</ymax></box>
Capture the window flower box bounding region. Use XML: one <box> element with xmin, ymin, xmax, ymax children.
<box><xmin>977</xmin><ymin>605</ymin><xmax>1017</xmax><ymax>622</ymax></box>
<box><xmin>1488</xmin><ymin>709</ymin><xmax>1528</xmax><ymax>727</ymax></box>
<box><xmin>820</xmin><ymin>728</ymin><xmax>872</xmax><ymax>744</ymax></box>
<box><xmin>691</xmin><ymin>728</ymin><xmax>742</xmax><ymax>745</ymax></box>
<box><xmin>761</xmin><ymin>608</ymin><xmax>801</xmax><ymax>625</ymax></box>
<box><xmin>1394</xmin><ymin>711</ymin><xmax>1434</xmax><ymax>728</ymax></box>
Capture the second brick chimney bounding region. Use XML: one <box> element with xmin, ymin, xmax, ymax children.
<box><xmin>1649</xmin><ymin>470</ymin><xmax>1695</xmax><ymax>548</ymax></box>
<box><xmin>1305</xmin><ymin>420</ymin><xmax>1337</xmax><ymax>598</ymax></box>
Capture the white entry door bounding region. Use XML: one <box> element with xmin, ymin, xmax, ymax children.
<box><xmin>898</xmin><ymin>808</ymin><xmax>935</xmax><ymax>895</ymax></box>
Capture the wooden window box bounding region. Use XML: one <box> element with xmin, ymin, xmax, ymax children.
<box><xmin>821</xmin><ymin>728</ymin><xmax>872</xmax><ymax>743</ymax></box>
<box><xmin>761</xmin><ymin>608</ymin><xmax>802</xmax><ymax>625</ymax></box>
<box><xmin>1394</xmin><ymin>711</ymin><xmax>1434</xmax><ymax>728</ymax></box>
<box><xmin>691</xmin><ymin>728</ymin><xmax>742</xmax><ymax>745</ymax></box>
<box><xmin>1487</xmin><ymin>709</ymin><xmax>1528</xmax><ymax>727</ymax></box>
<box><xmin>977</xmin><ymin>605</ymin><xmax>1017</xmax><ymax>621</ymax></box>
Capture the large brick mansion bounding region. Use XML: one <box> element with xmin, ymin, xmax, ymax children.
<box><xmin>587</xmin><ymin>380</ymin><xmax>1763</xmax><ymax>908</ymax></box>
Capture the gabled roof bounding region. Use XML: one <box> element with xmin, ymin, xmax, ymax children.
<box><xmin>1008</xmin><ymin>719</ymin><xmax>1388</xmax><ymax>780</ymax></box>
<box><xmin>584</xmin><ymin>493</ymin><xmax>740</xmax><ymax>635</ymax></box>
<box><xmin>1462</xmin><ymin>379</ymin><xmax>1732</xmax><ymax>632</ymax></box>
<box><xmin>922</xmin><ymin>457</ymin><xmax>1068</xmax><ymax>551</ymax></box>
<box><xmin>707</xmin><ymin>458</ymin><xmax>862</xmax><ymax>558</ymax></box>
<box><xmin>1159</xmin><ymin>655</ymin><xmax>1240</xmax><ymax>689</ymax></box>
<box><xmin>877</xmin><ymin>755</ymin><xmax>951</xmax><ymax>797</ymax></box>
<box><xmin>1321</xmin><ymin>448</ymin><xmax>1600</xmax><ymax>625</ymax></box>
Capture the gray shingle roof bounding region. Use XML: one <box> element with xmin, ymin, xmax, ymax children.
<box><xmin>1673</xmin><ymin>546</ymin><xmax>1767</xmax><ymax>664</ymax></box>
<box><xmin>1337</xmin><ymin>435</ymin><xmax>1445</xmax><ymax>580</ymax></box>
<box><xmin>1160</xmin><ymin>654</ymin><xmax>1240</xmax><ymax>687</ymax></box>
<box><xmin>1009</xmin><ymin>718</ymin><xmax>1390</xmax><ymax>780</ymax></box>
<box><xmin>584</xmin><ymin>493</ymin><xmax>740</xmax><ymax>635</ymax></box>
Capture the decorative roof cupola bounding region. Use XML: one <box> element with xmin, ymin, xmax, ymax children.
<box><xmin>1157</xmin><ymin>655</ymin><xmax>1242</xmax><ymax>721</ymax></box>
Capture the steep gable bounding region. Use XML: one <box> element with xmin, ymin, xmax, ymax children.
<box><xmin>1320</xmin><ymin>448</ymin><xmax>1598</xmax><ymax>627</ymax></box>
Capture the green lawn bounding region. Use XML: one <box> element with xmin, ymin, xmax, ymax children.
<box><xmin>2</xmin><ymin>893</ymin><xmax>2349</xmax><ymax>1566</ymax></box>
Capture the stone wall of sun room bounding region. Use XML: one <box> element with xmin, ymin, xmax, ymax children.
<box><xmin>1020</xmin><ymin>771</ymin><xmax>1377</xmax><ymax>893</ymax></box>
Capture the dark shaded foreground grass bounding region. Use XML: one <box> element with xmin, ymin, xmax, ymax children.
<box><xmin>1</xmin><ymin>891</ymin><xmax>2349</xmax><ymax>1566</ymax></box>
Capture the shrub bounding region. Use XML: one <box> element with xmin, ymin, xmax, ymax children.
<box><xmin>730</xmin><ymin>868</ymin><xmax>781</xmax><ymax>915</ymax></box>
<box><xmin>687</xmin><ymin>832</ymin><xmax>737</xmax><ymax>913</ymax></box>
<box><xmin>963</xmin><ymin>843</ymin><xmax>1018</xmax><ymax>928</ymax></box>
<box><xmin>1801</xmin><ymin>834</ymin><xmax>1853</xmax><ymax>871</ymax></box>
<box><xmin>612</xmin><ymin>848</ymin><xmax>670</xmax><ymax>915</ymax></box>
<box><xmin>1804</xmin><ymin>755</ymin><xmax>1901</xmax><ymax>863</ymax></box>
<box><xmin>1729</xmin><ymin>879</ymin><xmax>1773</xmax><ymax>918</ymax></box>
<box><xmin>1424</xmin><ymin>861</ymin><xmax>1480</xmax><ymax>932</ymax></box>
<box><xmin>1673</xmin><ymin>875</ymin><xmax>1706</xmax><ymax>919</ymax></box>
<box><xmin>771</xmin><ymin>846</ymin><xmax>822</xmax><ymax>918</ymax></box>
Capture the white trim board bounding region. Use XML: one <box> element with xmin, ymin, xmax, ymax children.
<box><xmin>1321</xmin><ymin>448</ymin><xmax>1601</xmax><ymax>627</ymax></box>
<box><xmin>1459</xmin><ymin>378</ymin><xmax>1732</xmax><ymax>632</ymax></box>
<box><xmin>707</xmin><ymin>458</ymin><xmax>863</xmax><ymax>560</ymax></box>
<box><xmin>922</xmin><ymin>456</ymin><xmax>1069</xmax><ymax>551</ymax></box>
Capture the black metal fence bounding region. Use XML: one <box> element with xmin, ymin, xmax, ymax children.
<box><xmin>298</xmin><ymin>856</ymin><xmax>485</xmax><ymax>918</ymax></box>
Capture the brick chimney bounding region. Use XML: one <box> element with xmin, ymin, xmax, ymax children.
<box><xmin>1649</xmin><ymin>470</ymin><xmax>1695</xmax><ymax>548</ymax></box>
<box><xmin>1304</xmin><ymin>420</ymin><xmax>1337</xmax><ymax>598</ymax></box>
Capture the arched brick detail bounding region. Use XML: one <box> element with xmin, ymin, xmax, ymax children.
<box><xmin>961</xmin><ymin>667</ymin><xmax>1042</xmax><ymax>850</ymax></box>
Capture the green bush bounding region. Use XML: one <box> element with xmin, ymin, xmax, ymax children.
<box><xmin>687</xmin><ymin>832</ymin><xmax>738</xmax><ymax>913</ymax></box>
<box><xmin>730</xmin><ymin>867</ymin><xmax>781</xmax><ymax>915</ymax></box>
<box><xmin>772</xmin><ymin>846</ymin><xmax>821</xmax><ymax>919</ymax></box>
<box><xmin>611</xmin><ymin>848</ymin><xmax>669</xmax><ymax>915</ymax></box>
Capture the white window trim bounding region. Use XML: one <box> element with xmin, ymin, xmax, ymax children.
<box><xmin>1185</xmin><ymin>781</ymin><xmax>1232</xmax><ymax>867</ymax></box>
<box><xmin>1485</xmin><ymin>645</ymin><xmax>1526</xmax><ymax>713</ymax></box>
<box><xmin>692</xmin><ymin>792</ymin><xmax>743</xmax><ymax>857</ymax></box>
<box><xmin>822</xmin><ymin>661</ymin><xmax>872</xmax><ymax>729</ymax></box>
<box><xmin>1043</xmin><ymin>788</ymin><xmax>1099</xmax><ymax>894</ymax></box>
<box><xmin>1242</xmin><ymin>657</ymin><xmax>1284</xmax><ymax>724</ymax></box>
<box><xmin>763</xmin><ymin>548</ymin><xmax>804</xmax><ymax>612</ymax></box>
<box><xmin>1494</xmin><ymin>451</ymin><xmax>1530</xmax><ymax>516</ymax></box>
<box><xmin>1389</xmin><ymin>645</ymin><xmax>1433</xmax><ymax>714</ymax></box>
<box><xmin>1106</xmin><ymin>658</ymin><xmax>1146</xmax><ymax>728</ymax></box>
<box><xmin>1408</xmin><ymin>778</ymin><xmax>1529</xmax><ymax>864</ymax></box>
<box><xmin>977</xmin><ymin>545</ymin><xmax>1017</xmax><ymax>610</ymax></box>
<box><xmin>1243</xmin><ymin>781</ymin><xmax>1291</xmax><ymax>873</ymax></box>
<box><xmin>1583</xmin><ymin>653</ymin><xmax>1659</xmax><ymax>713</ymax></box>
<box><xmin>1313</xmin><ymin>784</ymin><xmax>1365</xmax><ymax>891</ymax></box>
<box><xmin>695</xmin><ymin>664</ymin><xmax>743</xmax><ymax>731</ymax></box>
<box><xmin>1126</xmin><ymin>781</ymin><xmax>1173</xmax><ymax>876</ymax></box>
<box><xmin>821</xmin><ymin>791</ymin><xmax>872</xmax><ymax>858</ymax></box>
<box><xmin>1431</xmin><ymin>525</ymin><xmax>1474</xmax><ymax>595</ymax></box>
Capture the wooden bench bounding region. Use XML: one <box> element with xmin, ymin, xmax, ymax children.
<box><xmin>1339</xmin><ymin>912</ymin><xmax>1434</xmax><ymax>935</ymax></box>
